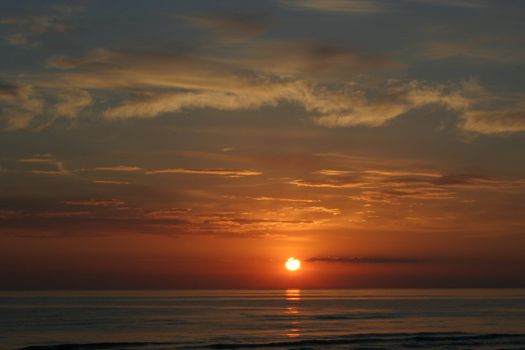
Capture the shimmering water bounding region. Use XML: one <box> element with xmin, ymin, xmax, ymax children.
<box><xmin>1</xmin><ymin>289</ymin><xmax>525</xmax><ymax>349</ymax></box>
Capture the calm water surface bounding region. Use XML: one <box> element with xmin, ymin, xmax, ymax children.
<box><xmin>1</xmin><ymin>289</ymin><xmax>525</xmax><ymax>349</ymax></box>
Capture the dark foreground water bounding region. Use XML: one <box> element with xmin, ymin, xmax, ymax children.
<box><xmin>1</xmin><ymin>289</ymin><xmax>525</xmax><ymax>350</ymax></box>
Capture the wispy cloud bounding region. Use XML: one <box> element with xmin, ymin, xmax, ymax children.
<box><xmin>288</xmin><ymin>178</ymin><xmax>366</xmax><ymax>188</ymax></box>
<box><xmin>412</xmin><ymin>0</ymin><xmax>487</xmax><ymax>8</ymax></box>
<box><xmin>146</xmin><ymin>168</ymin><xmax>262</xmax><ymax>177</ymax></box>
<box><xmin>30</xmin><ymin>49</ymin><xmax>428</xmax><ymax>129</ymax></box>
<box><xmin>64</xmin><ymin>199</ymin><xmax>125</xmax><ymax>207</ymax></box>
<box><xmin>417</xmin><ymin>35</ymin><xmax>525</xmax><ymax>65</ymax></box>
<box><xmin>180</xmin><ymin>11</ymin><xmax>271</xmax><ymax>41</ymax></box>
<box><xmin>53</xmin><ymin>89</ymin><xmax>91</xmax><ymax>118</ymax></box>
<box><xmin>252</xmin><ymin>196</ymin><xmax>319</xmax><ymax>203</ymax></box>
<box><xmin>92</xmin><ymin>180</ymin><xmax>130</xmax><ymax>185</ymax></box>
<box><xmin>289</xmin><ymin>167</ymin><xmax>525</xmax><ymax>196</ymax></box>
<box><xmin>281</xmin><ymin>0</ymin><xmax>486</xmax><ymax>14</ymax></box>
<box><xmin>364</xmin><ymin>170</ymin><xmax>441</xmax><ymax>178</ymax></box>
<box><xmin>230</xmin><ymin>40</ymin><xmax>399</xmax><ymax>78</ymax></box>
<box><xmin>462</xmin><ymin>107</ymin><xmax>525</xmax><ymax>134</ymax></box>
<box><xmin>36</xmin><ymin>210</ymin><xmax>90</xmax><ymax>218</ymax></box>
<box><xmin>280</xmin><ymin>0</ymin><xmax>390</xmax><ymax>14</ymax></box>
<box><xmin>1</xmin><ymin>7</ymin><xmax>521</xmax><ymax>135</ymax></box>
<box><xmin>307</xmin><ymin>256</ymin><xmax>430</xmax><ymax>264</ymax></box>
<box><xmin>94</xmin><ymin>166</ymin><xmax>142</xmax><ymax>172</ymax></box>
<box><xmin>145</xmin><ymin>208</ymin><xmax>192</xmax><ymax>219</ymax></box>
<box><xmin>95</xmin><ymin>71</ymin><xmax>473</xmax><ymax>131</ymax></box>
<box><xmin>18</xmin><ymin>154</ymin><xmax>68</xmax><ymax>175</ymax></box>
<box><xmin>0</xmin><ymin>5</ymin><xmax>81</xmax><ymax>48</ymax></box>
<box><xmin>349</xmin><ymin>188</ymin><xmax>456</xmax><ymax>202</ymax></box>
<box><xmin>0</xmin><ymin>82</ymin><xmax>43</xmax><ymax>129</ymax></box>
<box><xmin>0</xmin><ymin>82</ymin><xmax>91</xmax><ymax>130</ymax></box>
<box><xmin>316</xmin><ymin>169</ymin><xmax>353</xmax><ymax>176</ymax></box>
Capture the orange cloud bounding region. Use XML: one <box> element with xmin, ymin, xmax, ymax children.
<box><xmin>94</xmin><ymin>165</ymin><xmax>142</xmax><ymax>172</ymax></box>
<box><xmin>146</xmin><ymin>168</ymin><xmax>262</xmax><ymax>176</ymax></box>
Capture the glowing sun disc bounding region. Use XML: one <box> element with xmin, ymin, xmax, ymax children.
<box><xmin>285</xmin><ymin>257</ymin><xmax>301</xmax><ymax>271</ymax></box>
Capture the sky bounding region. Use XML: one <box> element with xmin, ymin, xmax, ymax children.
<box><xmin>1</xmin><ymin>0</ymin><xmax>525</xmax><ymax>289</ymax></box>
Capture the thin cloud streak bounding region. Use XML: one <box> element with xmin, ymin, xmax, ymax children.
<box><xmin>307</xmin><ymin>256</ymin><xmax>431</xmax><ymax>264</ymax></box>
<box><xmin>94</xmin><ymin>166</ymin><xmax>142</xmax><ymax>172</ymax></box>
<box><xmin>92</xmin><ymin>180</ymin><xmax>130</xmax><ymax>185</ymax></box>
<box><xmin>280</xmin><ymin>0</ymin><xmax>390</xmax><ymax>14</ymax></box>
<box><xmin>281</xmin><ymin>0</ymin><xmax>486</xmax><ymax>14</ymax></box>
<box><xmin>146</xmin><ymin>168</ymin><xmax>262</xmax><ymax>176</ymax></box>
<box><xmin>289</xmin><ymin>169</ymin><xmax>525</xmax><ymax>192</ymax></box>
<box><xmin>18</xmin><ymin>155</ymin><xmax>69</xmax><ymax>175</ymax></box>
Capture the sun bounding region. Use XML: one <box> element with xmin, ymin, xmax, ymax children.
<box><xmin>285</xmin><ymin>257</ymin><xmax>301</xmax><ymax>271</ymax></box>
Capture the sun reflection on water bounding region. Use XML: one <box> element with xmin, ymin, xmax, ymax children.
<box><xmin>285</xmin><ymin>289</ymin><xmax>301</xmax><ymax>301</ymax></box>
<box><xmin>284</xmin><ymin>289</ymin><xmax>302</xmax><ymax>338</ymax></box>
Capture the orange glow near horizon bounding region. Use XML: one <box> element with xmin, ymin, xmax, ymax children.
<box><xmin>285</xmin><ymin>257</ymin><xmax>301</xmax><ymax>271</ymax></box>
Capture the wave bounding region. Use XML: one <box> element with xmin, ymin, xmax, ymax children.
<box><xmin>17</xmin><ymin>333</ymin><xmax>525</xmax><ymax>350</ymax></box>
<box><xmin>197</xmin><ymin>333</ymin><xmax>525</xmax><ymax>349</ymax></box>
<box><xmin>17</xmin><ymin>342</ymin><xmax>176</xmax><ymax>350</ymax></box>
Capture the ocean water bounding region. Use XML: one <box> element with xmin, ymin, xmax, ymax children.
<box><xmin>1</xmin><ymin>289</ymin><xmax>525</xmax><ymax>349</ymax></box>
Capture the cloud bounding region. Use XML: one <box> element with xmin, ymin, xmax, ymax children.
<box><xmin>184</xmin><ymin>206</ymin><xmax>335</xmax><ymax>234</ymax></box>
<box><xmin>430</xmin><ymin>174</ymin><xmax>525</xmax><ymax>189</ymax></box>
<box><xmin>0</xmin><ymin>192</ymin><xmax>338</xmax><ymax>238</ymax></box>
<box><xmin>0</xmin><ymin>5</ymin><xmax>81</xmax><ymax>48</ymax></box>
<box><xmin>307</xmin><ymin>256</ymin><xmax>428</xmax><ymax>264</ymax></box>
<box><xmin>316</xmin><ymin>169</ymin><xmax>353</xmax><ymax>176</ymax></box>
<box><xmin>47</xmin><ymin>49</ymin><xmax>114</xmax><ymax>69</ymax></box>
<box><xmin>92</xmin><ymin>180</ymin><xmax>130</xmax><ymax>185</ymax></box>
<box><xmin>462</xmin><ymin>109</ymin><xmax>525</xmax><ymax>134</ymax></box>
<box><xmin>232</xmin><ymin>40</ymin><xmax>399</xmax><ymax>78</ymax></box>
<box><xmin>0</xmin><ymin>82</ymin><xmax>43</xmax><ymax>129</ymax></box>
<box><xmin>64</xmin><ymin>199</ymin><xmax>125</xmax><ymax>207</ymax></box>
<box><xmin>280</xmin><ymin>0</ymin><xmax>390</xmax><ymax>14</ymax></box>
<box><xmin>36</xmin><ymin>48</ymin><xmax>404</xmax><ymax>127</ymax></box>
<box><xmin>281</xmin><ymin>0</ymin><xmax>486</xmax><ymax>14</ymax></box>
<box><xmin>365</xmin><ymin>170</ymin><xmax>441</xmax><ymax>178</ymax></box>
<box><xmin>288</xmin><ymin>178</ymin><xmax>366</xmax><ymax>188</ymax></box>
<box><xmin>454</xmin><ymin>81</ymin><xmax>525</xmax><ymax>134</ymax></box>
<box><xmin>299</xmin><ymin>206</ymin><xmax>341</xmax><ymax>215</ymax></box>
<box><xmin>288</xmin><ymin>167</ymin><xmax>525</xmax><ymax>198</ymax></box>
<box><xmin>103</xmin><ymin>88</ymin><xmax>301</xmax><ymax>120</ymax></box>
<box><xmin>0</xmin><ymin>81</ymin><xmax>23</xmax><ymax>99</ymax></box>
<box><xmin>145</xmin><ymin>208</ymin><xmax>192</xmax><ymax>219</ymax></box>
<box><xmin>18</xmin><ymin>154</ymin><xmax>68</xmax><ymax>175</ymax></box>
<box><xmin>412</xmin><ymin>0</ymin><xmax>487</xmax><ymax>8</ymax></box>
<box><xmin>35</xmin><ymin>211</ymin><xmax>89</xmax><ymax>218</ymax></box>
<box><xmin>180</xmin><ymin>11</ymin><xmax>271</xmax><ymax>40</ymax></box>
<box><xmin>176</xmin><ymin>151</ymin><xmax>251</xmax><ymax>163</ymax></box>
<box><xmin>314</xmin><ymin>80</ymin><xmax>470</xmax><ymax>127</ymax></box>
<box><xmin>43</xmin><ymin>49</ymin><xmax>252</xmax><ymax>91</ymax></box>
<box><xmin>0</xmin><ymin>82</ymin><xmax>91</xmax><ymax>130</ymax></box>
<box><xmin>417</xmin><ymin>37</ymin><xmax>525</xmax><ymax>65</ymax></box>
<box><xmin>94</xmin><ymin>165</ymin><xmax>142</xmax><ymax>172</ymax></box>
<box><xmin>0</xmin><ymin>194</ymin><xmax>341</xmax><ymax>238</ymax></box>
<box><xmin>0</xmin><ymin>209</ymin><xmax>189</xmax><ymax>237</ymax></box>
<box><xmin>350</xmin><ymin>188</ymin><xmax>456</xmax><ymax>203</ymax></box>
<box><xmin>252</xmin><ymin>196</ymin><xmax>319</xmax><ymax>203</ymax></box>
<box><xmin>53</xmin><ymin>89</ymin><xmax>91</xmax><ymax>118</ymax></box>
<box><xmin>146</xmin><ymin>168</ymin><xmax>262</xmax><ymax>177</ymax></box>
<box><xmin>96</xmin><ymin>65</ymin><xmax>464</xmax><ymax>129</ymax></box>
<box><xmin>6</xmin><ymin>43</ymin><xmax>522</xmax><ymax>134</ymax></box>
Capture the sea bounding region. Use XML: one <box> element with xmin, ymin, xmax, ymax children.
<box><xmin>1</xmin><ymin>289</ymin><xmax>525</xmax><ymax>349</ymax></box>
